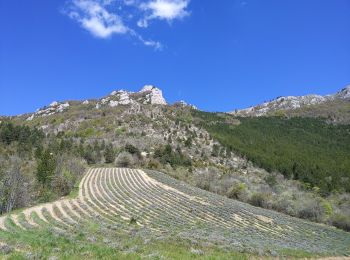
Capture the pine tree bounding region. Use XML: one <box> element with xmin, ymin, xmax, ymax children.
<box><xmin>36</xmin><ymin>150</ymin><xmax>56</xmax><ymax>186</ymax></box>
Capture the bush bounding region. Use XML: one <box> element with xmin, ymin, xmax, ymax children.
<box><xmin>297</xmin><ymin>199</ymin><xmax>326</xmax><ymax>222</ymax></box>
<box><xmin>115</xmin><ymin>152</ymin><xmax>134</xmax><ymax>168</ymax></box>
<box><xmin>321</xmin><ymin>199</ymin><xmax>333</xmax><ymax>219</ymax></box>
<box><xmin>271</xmin><ymin>193</ymin><xmax>297</xmax><ymax>216</ymax></box>
<box><xmin>227</xmin><ymin>182</ymin><xmax>247</xmax><ymax>200</ymax></box>
<box><xmin>250</xmin><ymin>192</ymin><xmax>272</xmax><ymax>209</ymax></box>
<box><xmin>147</xmin><ymin>159</ymin><xmax>161</xmax><ymax>169</ymax></box>
<box><xmin>330</xmin><ymin>214</ymin><xmax>350</xmax><ymax>232</ymax></box>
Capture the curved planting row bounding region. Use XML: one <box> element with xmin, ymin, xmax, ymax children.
<box><xmin>0</xmin><ymin>168</ymin><xmax>349</xmax><ymax>255</ymax></box>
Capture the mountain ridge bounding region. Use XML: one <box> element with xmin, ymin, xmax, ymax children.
<box><xmin>21</xmin><ymin>85</ymin><xmax>200</xmax><ymax>122</ymax></box>
<box><xmin>2</xmin><ymin>84</ymin><xmax>350</xmax><ymax>121</ymax></box>
<box><xmin>230</xmin><ymin>85</ymin><xmax>350</xmax><ymax>117</ymax></box>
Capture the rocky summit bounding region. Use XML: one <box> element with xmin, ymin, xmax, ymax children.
<box><xmin>27</xmin><ymin>85</ymin><xmax>169</xmax><ymax>121</ymax></box>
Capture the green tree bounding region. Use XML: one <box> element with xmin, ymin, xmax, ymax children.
<box><xmin>36</xmin><ymin>150</ymin><xmax>56</xmax><ymax>186</ymax></box>
<box><xmin>124</xmin><ymin>144</ymin><xmax>141</xmax><ymax>158</ymax></box>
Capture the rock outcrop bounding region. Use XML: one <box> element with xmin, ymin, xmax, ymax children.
<box><xmin>230</xmin><ymin>85</ymin><xmax>350</xmax><ymax>117</ymax></box>
<box><xmin>27</xmin><ymin>102</ymin><xmax>70</xmax><ymax>121</ymax></box>
<box><xmin>95</xmin><ymin>85</ymin><xmax>167</xmax><ymax>109</ymax></box>
<box><xmin>26</xmin><ymin>85</ymin><xmax>168</xmax><ymax>120</ymax></box>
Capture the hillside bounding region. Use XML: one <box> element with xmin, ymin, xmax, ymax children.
<box><xmin>193</xmin><ymin>112</ymin><xmax>350</xmax><ymax>194</ymax></box>
<box><xmin>0</xmin><ymin>168</ymin><xmax>349</xmax><ymax>258</ymax></box>
<box><xmin>0</xmin><ymin>85</ymin><xmax>350</xmax><ymax>258</ymax></box>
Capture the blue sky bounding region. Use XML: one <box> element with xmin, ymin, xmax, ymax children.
<box><xmin>1</xmin><ymin>0</ymin><xmax>349</xmax><ymax>115</ymax></box>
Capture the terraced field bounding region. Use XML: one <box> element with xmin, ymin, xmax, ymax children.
<box><xmin>0</xmin><ymin>168</ymin><xmax>349</xmax><ymax>258</ymax></box>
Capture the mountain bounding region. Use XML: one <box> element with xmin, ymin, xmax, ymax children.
<box><xmin>230</xmin><ymin>85</ymin><xmax>350</xmax><ymax>122</ymax></box>
<box><xmin>0</xmin><ymin>84</ymin><xmax>350</xmax><ymax>257</ymax></box>
<box><xmin>5</xmin><ymin>84</ymin><xmax>350</xmax><ymax>195</ymax></box>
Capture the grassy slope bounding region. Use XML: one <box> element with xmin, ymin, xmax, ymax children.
<box><xmin>1</xmin><ymin>221</ymin><xmax>250</xmax><ymax>259</ymax></box>
<box><xmin>193</xmin><ymin>111</ymin><xmax>350</xmax><ymax>194</ymax></box>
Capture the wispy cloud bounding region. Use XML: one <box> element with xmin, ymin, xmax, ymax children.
<box><xmin>64</xmin><ymin>0</ymin><xmax>190</xmax><ymax>49</ymax></box>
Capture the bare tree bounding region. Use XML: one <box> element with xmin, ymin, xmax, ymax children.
<box><xmin>0</xmin><ymin>157</ymin><xmax>28</xmax><ymax>214</ymax></box>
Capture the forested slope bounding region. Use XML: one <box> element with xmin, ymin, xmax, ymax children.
<box><xmin>194</xmin><ymin>112</ymin><xmax>350</xmax><ymax>194</ymax></box>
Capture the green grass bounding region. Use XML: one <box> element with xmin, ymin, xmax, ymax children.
<box><xmin>278</xmin><ymin>248</ymin><xmax>319</xmax><ymax>258</ymax></box>
<box><xmin>0</xmin><ymin>222</ymin><xmax>250</xmax><ymax>259</ymax></box>
<box><xmin>0</xmin><ymin>224</ymin><xmax>330</xmax><ymax>259</ymax></box>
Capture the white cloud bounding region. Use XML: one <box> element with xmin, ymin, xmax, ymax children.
<box><xmin>138</xmin><ymin>0</ymin><xmax>190</xmax><ymax>27</ymax></box>
<box><xmin>143</xmin><ymin>0</ymin><xmax>189</xmax><ymax>20</ymax></box>
<box><xmin>67</xmin><ymin>0</ymin><xmax>128</xmax><ymax>38</ymax></box>
<box><xmin>64</xmin><ymin>0</ymin><xmax>190</xmax><ymax>48</ymax></box>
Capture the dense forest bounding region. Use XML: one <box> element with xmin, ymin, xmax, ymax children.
<box><xmin>193</xmin><ymin>112</ymin><xmax>350</xmax><ymax>194</ymax></box>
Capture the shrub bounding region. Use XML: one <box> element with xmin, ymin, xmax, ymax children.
<box><xmin>273</xmin><ymin>198</ymin><xmax>297</xmax><ymax>216</ymax></box>
<box><xmin>115</xmin><ymin>152</ymin><xmax>134</xmax><ymax>168</ymax></box>
<box><xmin>227</xmin><ymin>182</ymin><xmax>247</xmax><ymax>200</ymax></box>
<box><xmin>330</xmin><ymin>214</ymin><xmax>350</xmax><ymax>232</ymax></box>
<box><xmin>194</xmin><ymin>168</ymin><xmax>221</xmax><ymax>192</ymax></box>
<box><xmin>147</xmin><ymin>159</ymin><xmax>161</xmax><ymax>169</ymax></box>
<box><xmin>321</xmin><ymin>199</ymin><xmax>333</xmax><ymax>219</ymax></box>
<box><xmin>297</xmin><ymin>199</ymin><xmax>325</xmax><ymax>222</ymax></box>
<box><xmin>250</xmin><ymin>192</ymin><xmax>272</xmax><ymax>209</ymax></box>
